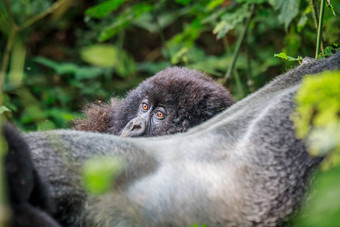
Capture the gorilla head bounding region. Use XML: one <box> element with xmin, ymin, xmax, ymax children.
<box><xmin>74</xmin><ymin>67</ymin><xmax>234</xmax><ymax>137</ymax></box>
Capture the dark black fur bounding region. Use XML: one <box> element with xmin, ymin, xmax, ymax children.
<box><xmin>74</xmin><ymin>67</ymin><xmax>234</xmax><ymax>136</ymax></box>
<box><xmin>3</xmin><ymin>125</ymin><xmax>60</xmax><ymax>227</ymax></box>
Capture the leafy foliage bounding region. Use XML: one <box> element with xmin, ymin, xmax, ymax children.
<box><xmin>292</xmin><ymin>70</ymin><xmax>340</xmax><ymax>226</ymax></box>
<box><xmin>293</xmin><ymin>71</ymin><xmax>340</xmax><ymax>156</ymax></box>
<box><xmin>82</xmin><ymin>156</ymin><xmax>123</xmax><ymax>195</ymax></box>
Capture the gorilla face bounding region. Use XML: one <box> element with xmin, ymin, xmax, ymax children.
<box><xmin>120</xmin><ymin>97</ymin><xmax>177</xmax><ymax>137</ymax></box>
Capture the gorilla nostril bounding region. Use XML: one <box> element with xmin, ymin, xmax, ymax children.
<box><xmin>132</xmin><ymin>124</ymin><xmax>142</xmax><ymax>130</ymax></box>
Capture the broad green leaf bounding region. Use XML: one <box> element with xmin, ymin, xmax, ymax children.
<box><xmin>0</xmin><ymin>106</ymin><xmax>11</xmax><ymax>115</ymax></box>
<box><xmin>83</xmin><ymin>156</ymin><xmax>123</xmax><ymax>195</ymax></box>
<box><xmin>269</xmin><ymin>0</ymin><xmax>300</xmax><ymax>30</ymax></box>
<box><xmin>80</xmin><ymin>44</ymin><xmax>120</xmax><ymax>67</ymax></box>
<box><xmin>80</xmin><ymin>44</ymin><xmax>136</xmax><ymax>77</ymax></box>
<box><xmin>85</xmin><ymin>0</ymin><xmax>125</xmax><ymax>19</ymax></box>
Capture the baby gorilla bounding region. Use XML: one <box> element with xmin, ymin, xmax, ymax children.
<box><xmin>73</xmin><ymin>67</ymin><xmax>234</xmax><ymax>137</ymax></box>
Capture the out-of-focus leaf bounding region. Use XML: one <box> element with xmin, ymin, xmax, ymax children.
<box><xmin>37</xmin><ymin>120</ymin><xmax>56</xmax><ymax>130</ymax></box>
<box><xmin>34</xmin><ymin>57</ymin><xmax>78</xmax><ymax>74</ymax></box>
<box><xmin>33</xmin><ymin>57</ymin><xmax>59</xmax><ymax>69</ymax></box>
<box><xmin>294</xmin><ymin>166</ymin><xmax>340</xmax><ymax>227</ymax></box>
<box><xmin>171</xmin><ymin>47</ymin><xmax>189</xmax><ymax>64</ymax></box>
<box><xmin>99</xmin><ymin>3</ymin><xmax>153</xmax><ymax>41</ymax></box>
<box><xmin>0</xmin><ymin>106</ymin><xmax>11</xmax><ymax>115</ymax></box>
<box><xmin>307</xmin><ymin>123</ymin><xmax>340</xmax><ymax>157</ymax></box>
<box><xmin>206</xmin><ymin>0</ymin><xmax>224</xmax><ymax>11</ymax></box>
<box><xmin>297</xmin><ymin>5</ymin><xmax>311</xmax><ymax>32</ymax></box>
<box><xmin>8</xmin><ymin>39</ymin><xmax>26</xmax><ymax>88</ymax></box>
<box><xmin>269</xmin><ymin>0</ymin><xmax>300</xmax><ymax>30</ymax></box>
<box><xmin>80</xmin><ymin>45</ymin><xmax>119</xmax><ymax>67</ymax></box>
<box><xmin>133</xmin><ymin>8</ymin><xmax>189</xmax><ymax>33</ymax></box>
<box><xmin>75</xmin><ymin>67</ymin><xmax>103</xmax><ymax>80</ymax></box>
<box><xmin>137</xmin><ymin>62</ymin><xmax>171</xmax><ymax>74</ymax></box>
<box><xmin>213</xmin><ymin>5</ymin><xmax>249</xmax><ymax>39</ymax></box>
<box><xmin>297</xmin><ymin>15</ymin><xmax>308</xmax><ymax>32</ymax></box>
<box><xmin>83</xmin><ymin>156</ymin><xmax>123</xmax><ymax>195</ymax></box>
<box><xmin>80</xmin><ymin>44</ymin><xmax>136</xmax><ymax>77</ymax></box>
<box><xmin>85</xmin><ymin>0</ymin><xmax>125</xmax><ymax>19</ymax></box>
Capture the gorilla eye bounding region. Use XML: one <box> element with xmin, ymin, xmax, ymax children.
<box><xmin>142</xmin><ymin>103</ymin><xmax>148</xmax><ymax>110</ymax></box>
<box><xmin>156</xmin><ymin>110</ymin><xmax>164</xmax><ymax>119</ymax></box>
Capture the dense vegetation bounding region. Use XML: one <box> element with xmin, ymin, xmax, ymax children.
<box><xmin>0</xmin><ymin>0</ymin><xmax>339</xmax><ymax>226</ymax></box>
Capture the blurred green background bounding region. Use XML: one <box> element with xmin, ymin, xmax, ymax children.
<box><xmin>1</xmin><ymin>0</ymin><xmax>338</xmax><ymax>131</ymax></box>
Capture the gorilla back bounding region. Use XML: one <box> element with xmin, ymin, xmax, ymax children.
<box><xmin>11</xmin><ymin>52</ymin><xmax>340</xmax><ymax>226</ymax></box>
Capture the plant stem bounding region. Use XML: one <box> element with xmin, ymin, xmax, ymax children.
<box><xmin>310</xmin><ymin>0</ymin><xmax>319</xmax><ymax>31</ymax></box>
<box><xmin>19</xmin><ymin>0</ymin><xmax>67</xmax><ymax>31</ymax></box>
<box><xmin>315</xmin><ymin>0</ymin><xmax>325</xmax><ymax>58</ymax></box>
<box><xmin>223</xmin><ymin>4</ymin><xmax>255</xmax><ymax>85</ymax></box>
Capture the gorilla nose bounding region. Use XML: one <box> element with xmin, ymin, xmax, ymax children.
<box><xmin>120</xmin><ymin>118</ymin><xmax>146</xmax><ymax>137</ymax></box>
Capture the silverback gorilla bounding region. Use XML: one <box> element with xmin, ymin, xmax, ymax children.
<box><xmin>4</xmin><ymin>52</ymin><xmax>340</xmax><ymax>226</ymax></box>
<box><xmin>73</xmin><ymin>67</ymin><xmax>235</xmax><ymax>137</ymax></box>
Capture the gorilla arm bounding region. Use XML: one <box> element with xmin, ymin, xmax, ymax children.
<box><xmin>13</xmin><ymin>52</ymin><xmax>340</xmax><ymax>226</ymax></box>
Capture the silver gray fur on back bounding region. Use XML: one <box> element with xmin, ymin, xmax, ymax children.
<box><xmin>24</xmin><ymin>52</ymin><xmax>340</xmax><ymax>226</ymax></box>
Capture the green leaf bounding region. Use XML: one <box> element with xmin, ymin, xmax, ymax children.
<box><xmin>99</xmin><ymin>3</ymin><xmax>153</xmax><ymax>41</ymax></box>
<box><xmin>33</xmin><ymin>57</ymin><xmax>59</xmax><ymax>69</ymax></box>
<box><xmin>294</xmin><ymin>166</ymin><xmax>340</xmax><ymax>226</ymax></box>
<box><xmin>75</xmin><ymin>67</ymin><xmax>103</xmax><ymax>80</ymax></box>
<box><xmin>274</xmin><ymin>52</ymin><xmax>302</xmax><ymax>61</ymax></box>
<box><xmin>80</xmin><ymin>44</ymin><xmax>120</xmax><ymax>67</ymax></box>
<box><xmin>213</xmin><ymin>5</ymin><xmax>250</xmax><ymax>39</ymax></box>
<box><xmin>34</xmin><ymin>57</ymin><xmax>78</xmax><ymax>75</ymax></box>
<box><xmin>80</xmin><ymin>44</ymin><xmax>136</xmax><ymax>77</ymax></box>
<box><xmin>274</xmin><ymin>52</ymin><xmax>288</xmax><ymax>60</ymax></box>
<box><xmin>292</xmin><ymin>70</ymin><xmax>340</xmax><ymax>156</ymax></box>
<box><xmin>83</xmin><ymin>156</ymin><xmax>123</xmax><ymax>195</ymax></box>
<box><xmin>0</xmin><ymin>106</ymin><xmax>11</xmax><ymax>115</ymax></box>
<box><xmin>85</xmin><ymin>0</ymin><xmax>125</xmax><ymax>19</ymax></box>
<box><xmin>269</xmin><ymin>0</ymin><xmax>300</xmax><ymax>30</ymax></box>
